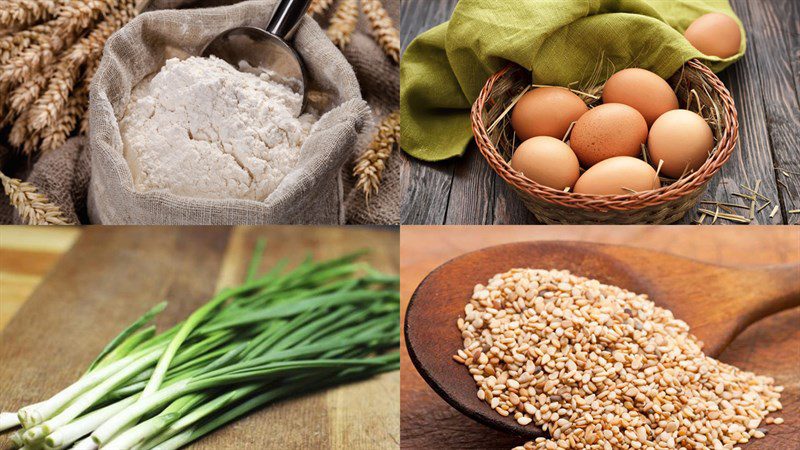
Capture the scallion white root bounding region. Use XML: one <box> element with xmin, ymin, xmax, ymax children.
<box><xmin>0</xmin><ymin>411</ymin><xmax>20</xmax><ymax>431</ymax></box>
<box><xmin>43</xmin><ymin>395</ymin><xmax>139</xmax><ymax>449</ymax></box>
<box><xmin>71</xmin><ymin>437</ymin><xmax>99</xmax><ymax>450</ymax></box>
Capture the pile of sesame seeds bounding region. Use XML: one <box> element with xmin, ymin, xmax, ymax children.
<box><xmin>453</xmin><ymin>268</ymin><xmax>783</xmax><ymax>450</ymax></box>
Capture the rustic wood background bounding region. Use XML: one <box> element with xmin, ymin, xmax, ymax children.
<box><xmin>0</xmin><ymin>226</ymin><xmax>400</xmax><ymax>449</ymax></box>
<box><xmin>0</xmin><ymin>228</ymin><xmax>80</xmax><ymax>329</ymax></box>
<box><xmin>399</xmin><ymin>0</ymin><xmax>800</xmax><ymax>225</ymax></box>
<box><xmin>400</xmin><ymin>226</ymin><xmax>800</xmax><ymax>449</ymax></box>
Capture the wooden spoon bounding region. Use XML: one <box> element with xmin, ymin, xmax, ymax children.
<box><xmin>404</xmin><ymin>241</ymin><xmax>800</xmax><ymax>439</ymax></box>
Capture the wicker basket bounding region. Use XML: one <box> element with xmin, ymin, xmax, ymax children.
<box><xmin>471</xmin><ymin>60</ymin><xmax>739</xmax><ymax>224</ymax></box>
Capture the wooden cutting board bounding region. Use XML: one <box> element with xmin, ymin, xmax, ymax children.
<box><xmin>400</xmin><ymin>226</ymin><xmax>800</xmax><ymax>449</ymax></box>
<box><xmin>0</xmin><ymin>226</ymin><xmax>399</xmax><ymax>449</ymax></box>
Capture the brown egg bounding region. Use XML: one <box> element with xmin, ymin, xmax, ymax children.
<box><xmin>647</xmin><ymin>109</ymin><xmax>714</xmax><ymax>179</ymax></box>
<box><xmin>573</xmin><ymin>156</ymin><xmax>661</xmax><ymax>195</ymax></box>
<box><xmin>511</xmin><ymin>87</ymin><xmax>589</xmax><ymax>141</ymax></box>
<box><xmin>684</xmin><ymin>13</ymin><xmax>742</xmax><ymax>58</ymax></box>
<box><xmin>569</xmin><ymin>103</ymin><xmax>648</xmax><ymax>167</ymax></box>
<box><xmin>602</xmin><ymin>68</ymin><xmax>679</xmax><ymax>127</ymax></box>
<box><xmin>510</xmin><ymin>136</ymin><xmax>580</xmax><ymax>190</ymax></box>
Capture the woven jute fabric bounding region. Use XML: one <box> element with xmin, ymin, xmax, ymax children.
<box><xmin>0</xmin><ymin>138</ymin><xmax>90</xmax><ymax>225</ymax></box>
<box><xmin>138</xmin><ymin>0</ymin><xmax>402</xmax><ymax>225</ymax></box>
<box><xmin>0</xmin><ymin>0</ymin><xmax>400</xmax><ymax>225</ymax></box>
<box><xmin>341</xmin><ymin>3</ymin><xmax>400</xmax><ymax>225</ymax></box>
<box><xmin>87</xmin><ymin>0</ymin><xmax>371</xmax><ymax>224</ymax></box>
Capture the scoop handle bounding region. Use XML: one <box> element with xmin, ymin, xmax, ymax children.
<box><xmin>267</xmin><ymin>0</ymin><xmax>313</xmax><ymax>39</ymax></box>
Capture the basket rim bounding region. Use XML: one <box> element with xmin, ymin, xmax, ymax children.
<box><xmin>471</xmin><ymin>60</ymin><xmax>739</xmax><ymax>212</ymax></box>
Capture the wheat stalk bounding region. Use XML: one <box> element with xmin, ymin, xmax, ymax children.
<box><xmin>360</xmin><ymin>0</ymin><xmax>399</xmax><ymax>63</ymax></box>
<box><xmin>326</xmin><ymin>0</ymin><xmax>358</xmax><ymax>49</ymax></box>
<box><xmin>353</xmin><ymin>110</ymin><xmax>399</xmax><ymax>200</ymax></box>
<box><xmin>308</xmin><ymin>0</ymin><xmax>335</xmax><ymax>15</ymax></box>
<box><xmin>0</xmin><ymin>170</ymin><xmax>72</xmax><ymax>225</ymax></box>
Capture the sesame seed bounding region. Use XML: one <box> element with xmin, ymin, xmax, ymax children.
<box><xmin>453</xmin><ymin>268</ymin><xmax>784</xmax><ymax>449</ymax></box>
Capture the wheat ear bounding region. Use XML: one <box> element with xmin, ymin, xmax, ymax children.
<box><xmin>0</xmin><ymin>0</ymin><xmax>114</xmax><ymax>89</ymax></box>
<box><xmin>308</xmin><ymin>0</ymin><xmax>335</xmax><ymax>15</ymax></box>
<box><xmin>8</xmin><ymin>63</ymin><xmax>55</xmax><ymax>115</ymax></box>
<box><xmin>0</xmin><ymin>170</ymin><xmax>72</xmax><ymax>225</ymax></box>
<box><xmin>25</xmin><ymin>43</ymin><xmax>88</xmax><ymax>131</ymax></box>
<box><xmin>0</xmin><ymin>0</ymin><xmax>59</xmax><ymax>29</ymax></box>
<box><xmin>326</xmin><ymin>0</ymin><xmax>358</xmax><ymax>49</ymax></box>
<box><xmin>353</xmin><ymin>110</ymin><xmax>399</xmax><ymax>200</ymax></box>
<box><xmin>1</xmin><ymin>29</ymin><xmax>41</xmax><ymax>65</ymax></box>
<box><xmin>8</xmin><ymin>108</ymin><xmax>32</xmax><ymax>146</ymax></box>
<box><xmin>40</xmin><ymin>86</ymin><xmax>86</xmax><ymax>152</ymax></box>
<box><xmin>360</xmin><ymin>0</ymin><xmax>399</xmax><ymax>63</ymax></box>
<box><xmin>28</xmin><ymin>4</ymin><xmax>129</xmax><ymax>132</ymax></box>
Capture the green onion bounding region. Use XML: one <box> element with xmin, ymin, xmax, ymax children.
<box><xmin>88</xmin><ymin>302</ymin><xmax>167</xmax><ymax>372</ymax></box>
<box><xmin>3</xmin><ymin>243</ymin><xmax>398</xmax><ymax>450</ymax></box>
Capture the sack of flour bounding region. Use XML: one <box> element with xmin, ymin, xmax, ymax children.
<box><xmin>88</xmin><ymin>0</ymin><xmax>371</xmax><ymax>224</ymax></box>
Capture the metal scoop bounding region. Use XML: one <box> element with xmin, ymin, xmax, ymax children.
<box><xmin>201</xmin><ymin>0</ymin><xmax>313</xmax><ymax>109</ymax></box>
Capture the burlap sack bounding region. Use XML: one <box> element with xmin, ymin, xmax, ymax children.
<box><xmin>341</xmin><ymin>31</ymin><xmax>400</xmax><ymax>225</ymax></box>
<box><xmin>88</xmin><ymin>0</ymin><xmax>371</xmax><ymax>224</ymax></box>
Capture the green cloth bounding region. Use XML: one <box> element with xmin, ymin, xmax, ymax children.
<box><xmin>400</xmin><ymin>0</ymin><xmax>746</xmax><ymax>161</ymax></box>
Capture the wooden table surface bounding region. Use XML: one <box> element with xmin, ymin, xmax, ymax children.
<box><xmin>0</xmin><ymin>226</ymin><xmax>400</xmax><ymax>449</ymax></box>
<box><xmin>0</xmin><ymin>227</ymin><xmax>81</xmax><ymax>330</ymax></box>
<box><xmin>400</xmin><ymin>226</ymin><xmax>800</xmax><ymax>449</ymax></box>
<box><xmin>399</xmin><ymin>0</ymin><xmax>800</xmax><ymax>225</ymax></box>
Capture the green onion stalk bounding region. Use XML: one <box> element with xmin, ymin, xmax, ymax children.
<box><xmin>1</xmin><ymin>240</ymin><xmax>400</xmax><ymax>450</ymax></box>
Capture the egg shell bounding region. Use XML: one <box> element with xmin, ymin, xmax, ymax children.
<box><xmin>510</xmin><ymin>136</ymin><xmax>580</xmax><ymax>190</ymax></box>
<box><xmin>647</xmin><ymin>109</ymin><xmax>714</xmax><ymax>179</ymax></box>
<box><xmin>511</xmin><ymin>87</ymin><xmax>589</xmax><ymax>141</ymax></box>
<box><xmin>569</xmin><ymin>103</ymin><xmax>648</xmax><ymax>167</ymax></box>
<box><xmin>602</xmin><ymin>68</ymin><xmax>679</xmax><ymax>127</ymax></box>
<box><xmin>573</xmin><ymin>156</ymin><xmax>661</xmax><ymax>195</ymax></box>
<box><xmin>684</xmin><ymin>13</ymin><xmax>742</xmax><ymax>58</ymax></box>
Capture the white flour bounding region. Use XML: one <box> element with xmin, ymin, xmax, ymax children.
<box><xmin>120</xmin><ymin>56</ymin><xmax>316</xmax><ymax>201</ymax></box>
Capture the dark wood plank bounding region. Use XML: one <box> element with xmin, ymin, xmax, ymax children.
<box><xmin>789</xmin><ymin>0</ymin><xmax>800</xmax><ymax>106</ymax></box>
<box><xmin>491</xmin><ymin>173</ymin><xmax>538</xmax><ymax>224</ymax></box>
<box><xmin>400</xmin><ymin>0</ymin><xmax>461</xmax><ymax>225</ymax></box>
<box><xmin>679</xmin><ymin>0</ymin><xmax>783</xmax><ymax>225</ymax></box>
<box><xmin>400</xmin><ymin>155</ymin><xmax>454</xmax><ymax>225</ymax></box>
<box><xmin>400</xmin><ymin>0</ymin><xmax>460</xmax><ymax>52</ymax></box>
<box><xmin>444</xmin><ymin>142</ymin><xmax>495</xmax><ymax>224</ymax></box>
<box><xmin>744</xmin><ymin>0</ymin><xmax>800</xmax><ymax>225</ymax></box>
